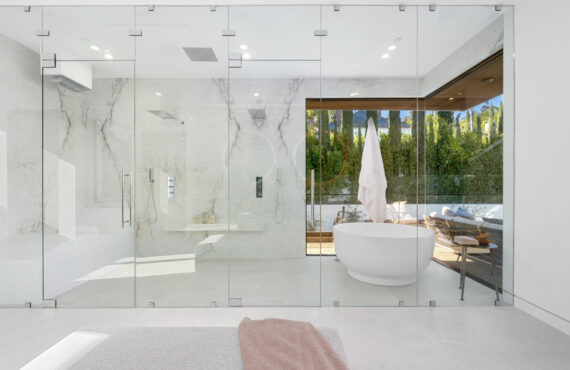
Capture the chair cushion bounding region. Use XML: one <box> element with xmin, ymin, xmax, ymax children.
<box><xmin>456</xmin><ymin>207</ymin><xmax>475</xmax><ymax>220</ymax></box>
<box><xmin>442</xmin><ymin>206</ymin><xmax>457</xmax><ymax>217</ymax></box>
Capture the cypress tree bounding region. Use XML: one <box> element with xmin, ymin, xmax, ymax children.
<box><xmin>437</xmin><ymin>111</ymin><xmax>454</xmax><ymax>125</ymax></box>
<box><xmin>319</xmin><ymin>110</ymin><xmax>330</xmax><ymax>149</ymax></box>
<box><xmin>476</xmin><ymin>115</ymin><xmax>483</xmax><ymax>141</ymax></box>
<box><xmin>455</xmin><ymin>114</ymin><xmax>461</xmax><ymax>137</ymax></box>
<box><xmin>388</xmin><ymin>111</ymin><xmax>401</xmax><ymax>150</ymax></box>
<box><xmin>341</xmin><ymin>110</ymin><xmax>354</xmax><ymax>150</ymax></box>
<box><xmin>498</xmin><ymin>101</ymin><xmax>504</xmax><ymax>134</ymax></box>
<box><xmin>388</xmin><ymin>111</ymin><xmax>401</xmax><ymax>176</ymax></box>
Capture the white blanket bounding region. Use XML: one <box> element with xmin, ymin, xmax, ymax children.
<box><xmin>358</xmin><ymin>117</ymin><xmax>387</xmax><ymax>222</ymax></box>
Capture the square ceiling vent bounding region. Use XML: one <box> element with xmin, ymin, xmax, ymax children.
<box><xmin>183</xmin><ymin>47</ymin><xmax>218</xmax><ymax>62</ymax></box>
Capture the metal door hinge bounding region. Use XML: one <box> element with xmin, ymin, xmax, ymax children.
<box><xmin>333</xmin><ymin>4</ymin><xmax>340</xmax><ymax>12</ymax></box>
<box><xmin>495</xmin><ymin>5</ymin><xmax>502</xmax><ymax>12</ymax></box>
<box><xmin>148</xmin><ymin>301</ymin><xmax>156</xmax><ymax>308</ymax></box>
<box><xmin>41</xmin><ymin>53</ymin><xmax>56</xmax><ymax>68</ymax></box>
<box><xmin>43</xmin><ymin>299</ymin><xmax>57</xmax><ymax>308</ymax></box>
<box><xmin>222</xmin><ymin>29</ymin><xmax>236</xmax><ymax>37</ymax></box>
<box><xmin>128</xmin><ymin>29</ymin><xmax>143</xmax><ymax>37</ymax></box>
<box><xmin>147</xmin><ymin>5</ymin><xmax>155</xmax><ymax>12</ymax></box>
<box><xmin>398</xmin><ymin>300</ymin><xmax>405</xmax><ymax>307</ymax></box>
<box><xmin>333</xmin><ymin>300</ymin><xmax>340</xmax><ymax>307</ymax></box>
<box><xmin>24</xmin><ymin>6</ymin><xmax>31</xmax><ymax>12</ymax></box>
<box><xmin>314</xmin><ymin>29</ymin><xmax>328</xmax><ymax>37</ymax></box>
<box><xmin>210</xmin><ymin>301</ymin><xmax>217</xmax><ymax>307</ymax></box>
<box><xmin>399</xmin><ymin>5</ymin><xmax>406</xmax><ymax>12</ymax></box>
<box><xmin>429</xmin><ymin>300</ymin><xmax>437</xmax><ymax>307</ymax></box>
<box><xmin>24</xmin><ymin>301</ymin><xmax>32</xmax><ymax>308</ymax></box>
<box><xmin>429</xmin><ymin>5</ymin><xmax>436</xmax><ymax>12</ymax></box>
<box><xmin>229</xmin><ymin>298</ymin><xmax>243</xmax><ymax>307</ymax></box>
<box><xmin>210</xmin><ymin>5</ymin><xmax>217</xmax><ymax>12</ymax></box>
<box><xmin>228</xmin><ymin>52</ymin><xmax>242</xmax><ymax>68</ymax></box>
<box><xmin>36</xmin><ymin>29</ymin><xmax>50</xmax><ymax>37</ymax></box>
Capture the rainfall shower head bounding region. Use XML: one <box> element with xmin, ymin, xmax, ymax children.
<box><xmin>147</xmin><ymin>110</ymin><xmax>178</xmax><ymax>120</ymax></box>
<box><xmin>248</xmin><ymin>109</ymin><xmax>267</xmax><ymax>120</ymax></box>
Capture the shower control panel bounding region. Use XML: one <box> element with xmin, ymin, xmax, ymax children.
<box><xmin>256</xmin><ymin>176</ymin><xmax>262</xmax><ymax>198</ymax></box>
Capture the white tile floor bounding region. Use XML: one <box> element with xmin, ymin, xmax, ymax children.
<box><xmin>53</xmin><ymin>257</ymin><xmax>499</xmax><ymax>308</ymax></box>
<box><xmin>1</xmin><ymin>306</ymin><xmax>569</xmax><ymax>369</ymax></box>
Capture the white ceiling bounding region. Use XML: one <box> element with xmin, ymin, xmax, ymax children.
<box><xmin>0</xmin><ymin>5</ymin><xmax>501</xmax><ymax>79</ymax></box>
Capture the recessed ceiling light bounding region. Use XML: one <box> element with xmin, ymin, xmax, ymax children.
<box><xmin>104</xmin><ymin>53</ymin><xmax>113</xmax><ymax>60</ymax></box>
<box><xmin>155</xmin><ymin>92</ymin><xmax>162</xmax><ymax>96</ymax></box>
<box><xmin>448</xmin><ymin>97</ymin><xmax>455</xmax><ymax>101</ymax></box>
<box><xmin>240</xmin><ymin>44</ymin><xmax>248</xmax><ymax>50</ymax></box>
<box><xmin>457</xmin><ymin>92</ymin><xmax>463</xmax><ymax>96</ymax></box>
<box><xmin>388</xmin><ymin>45</ymin><xmax>397</xmax><ymax>51</ymax></box>
<box><xmin>381</xmin><ymin>53</ymin><xmax>390</xmax><ymax>59</ymax></box>
<box><xmin>243</xmin><ymin>53</ymin><xmax>251</xmax><ymax>60</ymax></box>
<box><xmin>253</xmin><ymin>92</ymin><xmax>260</xmax><ymax>97</ymax></box>
<box><xmin>90</xmin><ymin>45</ymin><xmax>100</xmax><ymax>51</ymax></box>
<box><xmin>482</xmin><ymin>77</ymin><xmax>495</xmax><ymax>84</ymax></box>
<box><xmin>350</xmin><ymin>92</ymin><xmax>360</xmax><ymax>97</ymax></box>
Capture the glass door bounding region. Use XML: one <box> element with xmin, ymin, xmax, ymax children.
<box><xmin>319</xmin><ymin>5</ymin><xmax>419</xmax><ymax>307</ymax></box>
<box><xmin>227</xmin><ymin>6</ymin><xmax>321</xmax><ymax>306</ymax></box>
<box><xmin>134</xmin><ymin>6</ymin><xmax>230</xmax><ymax>308</ymax></box>
<box><xmin>41</xmin><ymin>6</ymin><xmax>136</xmax><ymax>307</ymax></box>
<box><xmin>42</xmin><ymin>60</ymin><xmax>135</xmax><ymax>307</ymax></box>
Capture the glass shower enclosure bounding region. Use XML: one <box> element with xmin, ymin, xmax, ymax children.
<box><xmin>0</xmin><ymin>4</ymin><xmax>514</xmax><ymax>308</ymax></box>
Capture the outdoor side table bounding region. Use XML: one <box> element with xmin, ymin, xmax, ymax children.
<box><xmin>452</xmin><ymin>241</ymin><xmax>500</xmax><ymax>302</ymax></box>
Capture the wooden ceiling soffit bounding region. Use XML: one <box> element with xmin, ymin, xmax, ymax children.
<box><xmin>307</xmin><ymin>50</ymin><xmax>503</xmax><ymax>111</ymax></box>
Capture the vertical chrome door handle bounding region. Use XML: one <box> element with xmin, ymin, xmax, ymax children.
<box><xmin>121</xmin><ymin>170</ymin><xmax>125</xmax><ymax>228</ymax></box>
<box><xmin>311</xmin><ymin>169</ymin><xmax>315</xmax><ymax>228</ymax></box>
<box><xmin>121</xmin><ymin>170</ymin><xmax>132</xmax><ymax>227</ymax></box>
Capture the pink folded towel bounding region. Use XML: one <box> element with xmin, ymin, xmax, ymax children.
<box><xmin>238</xmin><ymin>318</ymin><xmax>349</xmax><ymax>370</ymax></box>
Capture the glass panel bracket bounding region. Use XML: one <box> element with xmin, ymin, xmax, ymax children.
<box><xmin>314</xmin><ymin>29</ymin><xmax>328</xmax><ymax>37</ymax></box>
<box><xmin>41</xmin><ymin>53</ymin><xmax>56</xmax><ymax>69</ymax></box>
<box><xmin>35</xmin><ymin>29</ymin><xmax>50</xmax><ymax>37</ymax></box>
<box><xmin>228</xmin><ymin>52</ymin><xmax>242</xmax><ymax>68</ymax></box>
<box><xmin>128</xmin><ymin>29</ymin><xmax>143</xmax><ymax>37</ymax></box>
<box><xmin>42</xmin><ymin>299</ymin><xmax>57</xmax><ymax>308</ymax></box>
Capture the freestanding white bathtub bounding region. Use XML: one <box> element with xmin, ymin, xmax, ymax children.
<box><xmin>333</xmin><ymin>222</ymin><xmax>435</xmax><ymax>286</ymax></box>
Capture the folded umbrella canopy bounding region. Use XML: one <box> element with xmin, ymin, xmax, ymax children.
<box><xmin>357</xmin><ymin>117</ymin><xmax>387</xmax><ymax>222</ymax></box>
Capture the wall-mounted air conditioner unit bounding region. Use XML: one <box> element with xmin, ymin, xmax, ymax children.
<box><xmin>44</xmin><ymin>61</ymin><xmax>92</xmax><ymax>92</ymax></box>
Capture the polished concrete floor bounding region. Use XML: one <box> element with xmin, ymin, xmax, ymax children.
<box><xmin>53</xmin><ymin>257</ymin><xmax>499</xmax><ymax>307</ymax></box>
<box><xmin>1</xmin><ymin>306</ymin><xmax>569</xmax><ymax>369</ymax></box>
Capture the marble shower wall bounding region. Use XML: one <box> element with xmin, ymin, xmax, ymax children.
<box><xmin>134</xmin><ymin>77</ymin><xmax>320</xmax><ymax>260</ymax></box>
<box><xmin>42</xmin><ymin>73</ymin><xmax>135</xmax><ymax>299</ymax></box>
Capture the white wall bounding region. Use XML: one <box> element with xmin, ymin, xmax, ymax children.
<box><xmin>512</xmin><ymin>0</ymin><xmax>570</xmax><ymax>331</ymax></box>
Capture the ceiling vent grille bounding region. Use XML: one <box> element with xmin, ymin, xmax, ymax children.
<box><xmin>182</xmin><ymin>47</ymin><xmax>218</xmax><ymax>62</ymax></box>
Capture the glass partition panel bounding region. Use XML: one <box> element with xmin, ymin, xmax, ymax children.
<box><xmin>0</xmin><ymin>6</ymin><xmax>42</xmax><ymax>307</ymax></box>
<box><xmin>43</xmin><ymin>61</ymin><xmax>135</xmax><ymax>307</ymax></box>
<box><xmin>320</xmin><ymin>5</ymin><xmax>419</xmax><ymax>306</ymax></box>
<box><xmin>228</xmin><ymin>5</ymin><xmax>320</xmax><ymax>61</ymax></box>
<box><xmin>417</xmin><ymin>5</ymin><xmax>510</xmax><ymax>306</ymax></box>
<box><xmin>42</xmin><ymin>6</ymin><xmax>135</xmax><ymax>61</ymax></box>
<box><xmin>134</xmin><ymin>6</ymin><xmax>230</xmax><ymax>307</ymax></box>
<box><xmin>228</xmin><ymin>59</ymin><xmax>321</xmax><ymax>306</ymax></box>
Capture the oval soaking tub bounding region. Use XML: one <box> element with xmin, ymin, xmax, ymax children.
<box><xmin>333</xmin><ymin>222</ymin><xmax>435</xmax><ymax>286</ymax></box>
